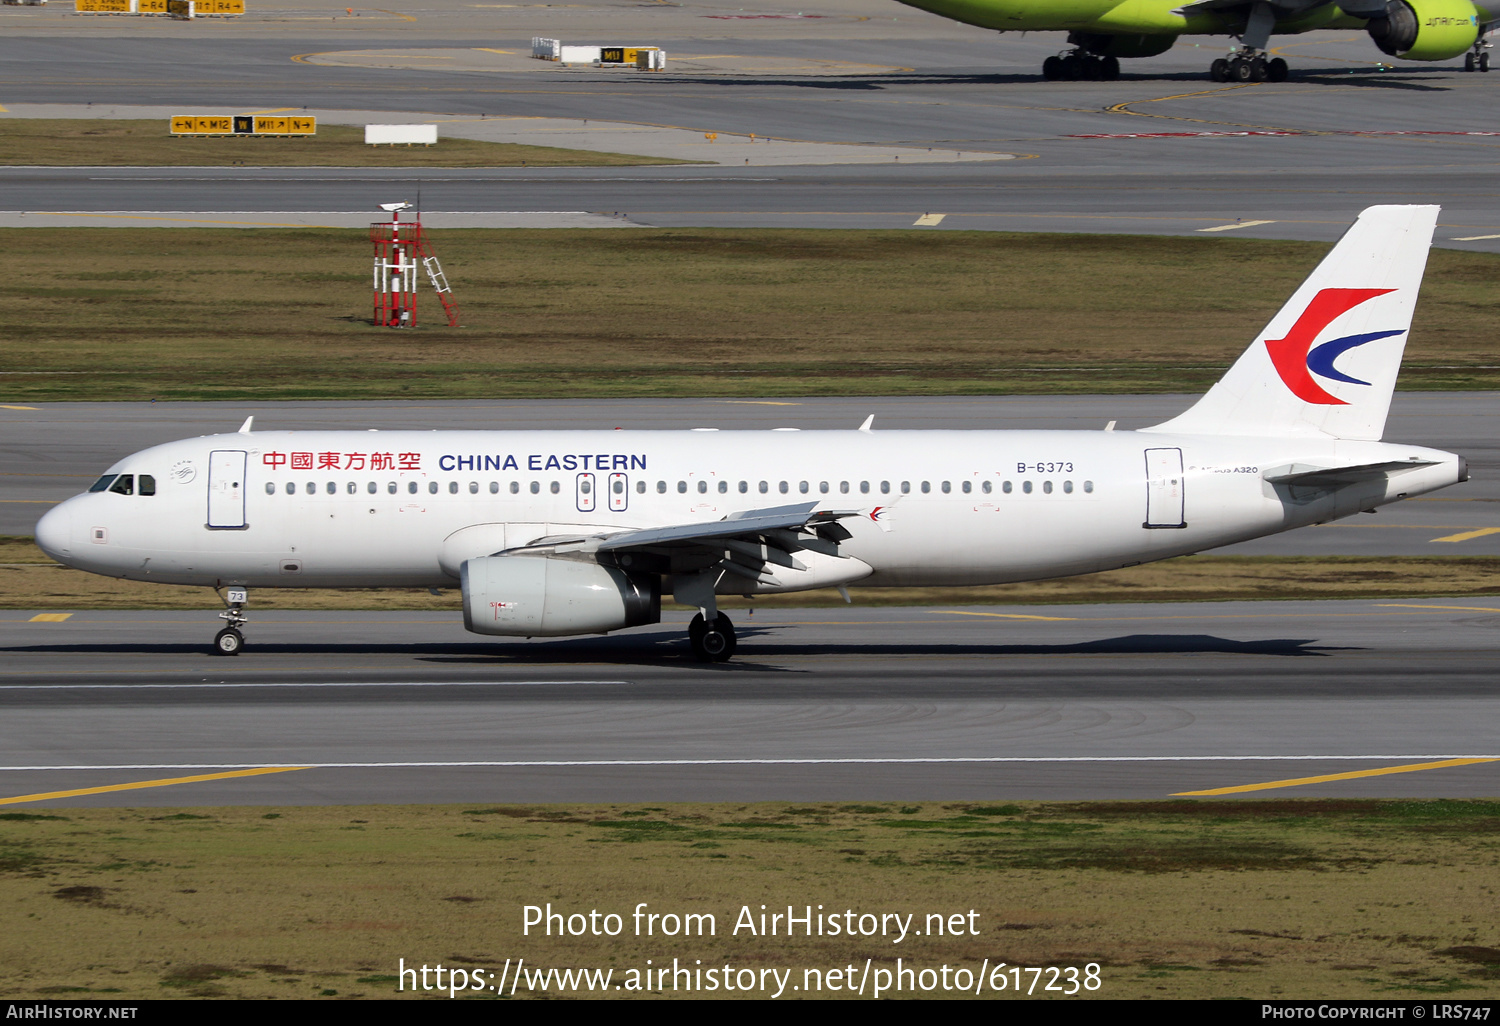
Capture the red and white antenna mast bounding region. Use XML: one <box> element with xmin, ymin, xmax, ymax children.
<box><xmin>371</xmin><ymin>201</ymin><xmax>461</xmax><ymax>328</ymax></box>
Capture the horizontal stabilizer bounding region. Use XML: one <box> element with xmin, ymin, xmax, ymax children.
<box><xmin>1264</xmin><ymin>458</ymin><xmax>1437</xmax><ymax>489</ymax></box>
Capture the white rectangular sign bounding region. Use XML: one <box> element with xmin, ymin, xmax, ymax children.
<box><xmin>365</xmin><ymin>124</ymin><xmax>438</xmax><ymax>146</ymax></box>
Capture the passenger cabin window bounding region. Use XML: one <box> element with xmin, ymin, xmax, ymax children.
<box><xmin>287</xmin><ymin>482</ymin><xmax>296</xmax><ymax>495</ymax></box>
<box><xmin>530</xmin><ymin>481</ymin><xmax>540</xmax><ymax>495</ymax></box>
<box><xmin>108</xmin><ymin>475</ymin><xmax>134</xmax><ymax>496</ymax></box>
<box><xmin>550</xmin><ymin>481</ymin><xmax>560</xmax><ymax>494</ymax></box>
<box><xmin>429</xmin><ymin>481</ymin><xmax>439</xmax><ymax>495</ymax></box>
<box><xmin>408</xmin><ymin>481</ymin><xmax>418</xmax><ymax>494</ymax></box>
<box><xmin>636</xmin><ymin>481</ymin><xmax>646</xmax><ymax>494</ymax></box>
<box><xmin>390</xmin><ymin>482</ymin><xmax>398</xmax><ymax>494</ymax></box>
<box><xmin>448</xmin><ymin>481</ymin><xmax>459</xmax><ymax>494</ymax></box>
<box><xmin>265</xmin><ymin>482</ymin><xmax>276</xmax><ymax>495</ymax></box>
<box><xmin>718</xmin><ymin>481</ymin><xmax>728</xmax><ymax>494</ymax></box>
<box><xmin>489</xmin><ymin>481</ymin><xmax>499</xmax><ymax>494</ymax></box>
<box><xmin>305</xmin><ymin>482</ymin><xmax>316</xmax><ymax>495</ymax></box>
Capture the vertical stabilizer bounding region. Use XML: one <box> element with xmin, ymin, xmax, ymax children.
<box><xmin>1143</xmin><ymin>205</ymin><xmax>1438</xmax><ymax>441</ymax></box>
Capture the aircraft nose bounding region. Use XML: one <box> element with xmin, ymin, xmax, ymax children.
<box><xmin>34</xmin><ymin>502</ymin><xmax>74</xmax><ymax>562</ymax></box>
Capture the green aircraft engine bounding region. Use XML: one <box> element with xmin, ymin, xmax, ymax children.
<box><xmin>1365</xmin><ymin>0</ymin><xmax>1480</xmax><ymax>60</ymax></box>
<box><xmin>1070</xmin><ymin>32</ymin><xmax>1178</xmax><ymax>58</ymax></box>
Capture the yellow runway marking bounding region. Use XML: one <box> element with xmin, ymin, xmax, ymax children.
<box><xmin>375</xmin><ymin>8</ymin><xmax>418</xmax><ymax>20</ymax></box>
<box><xmin>1173</xmin><ymin>758</ymin><xmax>1498</xmax><ymax>796</ymax></box>
<box><xmin>1377</xmin><ymin>603</ymin><xmax>1500</xmax><ymax>613</ymax></box>
<box><xmin>245</xmin><ymin>107</ymin><xmax>298</xmax><ymax>115</ymax></box>
<box><xmin>28</xmin><ymin>613</ymin><xmax>71</xmax><ymax>622</ymax></box>
<box><xmin>1</xmin><ymin>405</ymin><xmax>39</xmax><ymax>411</ymax></box>
<box><xmin>1431</xmin><ymin>527</ymin><xmax>1500</xmax><ymax>542</ymax></box>
<box><xmin>1453</xmin><ymin>234</ymin><xmax>1500</xmax><ymax>241</ymax></box>
<box><xmin>474</xmin><ymin>48</ymin><xmax>516</xmax><ymax>55</ymax></box>
<box><xmin>937</xmin><ymin>610</ymin><xmax>1077</xmax><ymax>622</ymax></box>
<box><xmin>913</xmin><ymin>213</ymin><xmax>946</xmax><ymax>226</ymax></box>
<box><xmin>0</xmin><ymin>767</ymin><xmax>309</xmax><ymax>806</ymax></box>
<box><xmin>720</xmin><ymin>400</ymin><xmax>801</xmax><ymax>406</ymax></box>
<box><xmin>1198</xmin><ymin>220</ymin><xmax>1277</xmax><ymax>232</ymax></box>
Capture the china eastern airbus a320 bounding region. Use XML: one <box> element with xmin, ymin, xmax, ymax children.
<box><xmin>36</xmin><ymin>206</ymin><xmax>1465</xmax><ymax>661</ymax></box>
<box><xmin>895</xmin><ymin>0</ymin><xmax>1495</xmax><ymax>81</ymax></box>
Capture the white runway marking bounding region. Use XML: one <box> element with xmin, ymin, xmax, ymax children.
<box><xmin>1197</xmin><ymin>219</ymin><xmax>1277</xmax><ymax>232</ymax></box>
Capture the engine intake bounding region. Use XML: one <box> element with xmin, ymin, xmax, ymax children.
<box><xmin>1365</xmin><ymin>0</ymin><xmax>1479</xmax><ymax>60</ymax></box>
<box><xmin>461</xmin><ymin>555</ymin><xmax>660</xmax><ymax>637</ymax></box>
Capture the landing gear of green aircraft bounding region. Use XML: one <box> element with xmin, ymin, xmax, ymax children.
<box><xmin>1463</xmin><ymin>39</ymin><xmax>1491</xmax><ymax>71</ymax></box>
<box><xmin>688</xmin><ymin>612</ymin><xmax>737</xmax><ymax>662</ymax></box>
<box><xmin>213</xmin><ymin>586</ymin><xmax>247</xmax><ymax>656</ymax></box>
<box><xmin>1210</xmin><ymin>50</ymin><xmax>1288</xmax><ymax>82</ymax></box>
<box><xmin>1042</xmin><ymin>51</ymin><xmax>1120</xmax><ymax>81</ymax></box>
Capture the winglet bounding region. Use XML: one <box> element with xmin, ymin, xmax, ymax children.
<box><xmin>237</xmin><ymin>416</ymin><xmax>254</xmax><ymax>434</ymax></box>
<box><xmin>858</xmin><ymin>415</ymin><xmax>874</xmax><ymax>433</ymax></box>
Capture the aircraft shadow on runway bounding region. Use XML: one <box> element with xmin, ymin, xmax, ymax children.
<box><xmin>0</xmin><ymin>630</ymin><xmax>1345</xmax><ymax>669</ymax></box>
<box><xmin>647</xmin><ymin>70</ymin><xmax>1451</xmax><ymax>91</ymax></box>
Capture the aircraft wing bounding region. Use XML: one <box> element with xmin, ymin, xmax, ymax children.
<box><xmin>597</xmin><ymin>501</ymin><xmax>857</xmax><ymax>553</ymax></box>
<box><xmin>1172</xmin><ymin>0</ymin><xmax>1347</xmax><ymax>14</ymax></box>
<box><xmin>501</xmin><ymin>501</ymin><xmax>862</xmax><ymax>583</ymax></box>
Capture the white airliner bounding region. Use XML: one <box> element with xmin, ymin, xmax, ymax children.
<box><xmin>35</xmin><ymin>205</ymin><xmax>1465</xmax><ymax>660</ymax></box>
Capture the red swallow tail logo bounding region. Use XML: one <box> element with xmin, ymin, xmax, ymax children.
<box><xmin>1265</xmin><ymin>288</ymin><xmax>1401</xmax><ymax>405</ymax></box>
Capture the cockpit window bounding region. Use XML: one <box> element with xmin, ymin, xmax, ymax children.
<box><xmin>108</xmin><ymin>474</ymin><xmax>135</xmax><ymax>496</ymax></box>
<box><xmin>138</xmin><ymin>474</ymin><xmax>156</xmax><ymax>496</ymax></box>
<box><xmin>88</xmin><ymin>475</ymin><xmax>117</xmax><ymax>493</ymax></box>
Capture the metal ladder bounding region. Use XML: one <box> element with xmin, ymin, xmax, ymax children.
<box><xmin>416</xmin><ymin>241</ymin><xmax>461</xmax><ymax>327</ymax></box>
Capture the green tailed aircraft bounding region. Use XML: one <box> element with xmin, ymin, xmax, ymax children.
<box><xmin>895</xmin><ymin>0</ymin><xmax>1496</xmax><ymax>80</ymax></box>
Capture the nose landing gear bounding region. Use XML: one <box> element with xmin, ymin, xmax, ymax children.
<box><xmin>212</xmin><ymin>587</ymin><xmax>248</xmax><ymax>656</ymax></box>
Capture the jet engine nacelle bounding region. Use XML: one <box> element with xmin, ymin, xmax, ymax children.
<box><xmin>1069</xmin><ymin>32</ymin><xmax>1177</xmax><ymax>58</ymax></box>
<box><xmin>1365</xmin><ymin>0</ymin><xmax>1479</xmax><ymax>60</ymax></box>
<box><xmin>461</xmin><ymin>555</ymin><xmax>660</xmax><ymax>637</ymax></box>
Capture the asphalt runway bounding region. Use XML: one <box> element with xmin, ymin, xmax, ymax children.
<box><xmin>2</xmin><ymin>601</ymin><xmax>1498</xmax><ymax>805</ymax></box>
<box><xmin>3</xmin><ymin>2</ymin><xmax>1499</xmax><ymax>810</ymax></box>
<box><xmin>3</xmin><ymin>1</ymin><xmax>1500</xmax><ymax>246</ymax></box>
<box><xmin>5</xmin><ymin>395</ymin><xmax>1499</xmax><ymax>552</ymax></box>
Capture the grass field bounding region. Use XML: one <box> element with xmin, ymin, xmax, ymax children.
<box><xmin>5</xmin><ymin>229</ymin><xmax>1500</xmax><ymax>402</ymax></box>
<box><xmin>0</xmin><ymin>119</ymin><xmax>689</xmax><ymax>168</ymax></box>
<box><xmin>1</xmin><ymin>799</ymin><xmax>1496</xmax><ymax>999</ymax></box>
<box><xmin>4</xmin><ymin>536</ymin><xmax>1500</xmax><ymax>610</ymax></box>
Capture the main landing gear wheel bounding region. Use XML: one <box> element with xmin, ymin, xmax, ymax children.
<box><xmin>1466</xmin><ymin>51</ymin><xmax>1490</xmax><ymax>72</ymax></box>
<box><xmin>1042</xmin><ymin>52</ymin><xmax>1118</xmax><ymax>81</ymax></box>
<box><xmin>688</xmin><ymin>612</ymin><xmax>737</xmax><ymax>662</ymax></box>
<box><xmin>1211</xmin><ymin>53</ymin><xmax>1285</xmax><ymax>82</ymax></box>
<box><xmin>213</xmin><ymin>628</ymin><xmax>244</xmax><ymax>656</ymax></box>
